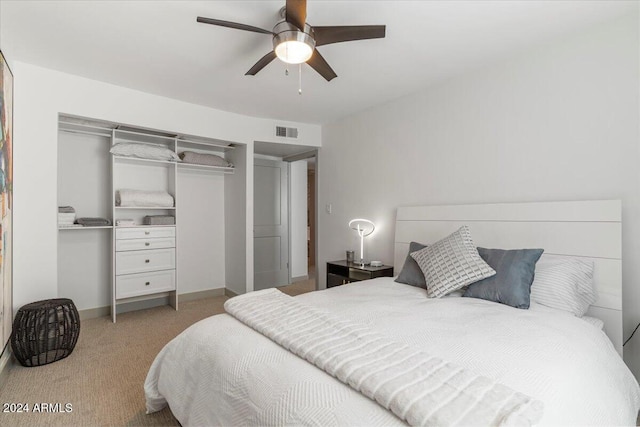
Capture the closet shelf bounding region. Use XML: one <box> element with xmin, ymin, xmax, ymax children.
<box><xmin>58</xmin><ymin>226</ymin><xmax>113</xmax><ymax>230</ymax></box>
<box><xmin>177</xmin><ymin>163</ymin><xmax>235</xmax><ymax>174</ymax></box>
<box><xmin>114</xmin><ymin>128</ymin><xmax>176</xmax><ymax>143</ymax></box>
<box><xmin>115</xmin><ymin>225</ymin><xmax>176</xmax><ymax>229</ymax></box>
<box><xmin>114</xmin><ymin>206</ymin><xmax>176</xmax><ymax>210</ymax></box>
<box><xmin>177</xmin><ymin>138</ymin><xmax>235</xmax><ymax>152</ymax></box>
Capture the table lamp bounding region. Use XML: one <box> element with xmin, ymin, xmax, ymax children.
<box><xmin>348</xmin><ymin>218</ymin><xmax>375</xmax><ymax>266</ymax></box>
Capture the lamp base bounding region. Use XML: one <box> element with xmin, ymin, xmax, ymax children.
<box><xmin>353</xmin><ymin>260</ymin><xmax>370</xmax><ymax>267</ymax></box>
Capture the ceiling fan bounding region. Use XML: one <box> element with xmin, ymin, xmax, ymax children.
<box><xmin>197</xmin><ymin>0</ymin><xmax>386</xmax><ymax>81</ymax></box>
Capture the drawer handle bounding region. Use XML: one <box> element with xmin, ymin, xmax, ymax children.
<box><xmin>145</xmin><ymin>231</ymin><xmax>150</xmax><ymax>235</ymax></box>
<box><xmin>145</xmin><ymin>242</ymin><xmax>150</xmax><ymax>246</ymax></box>
<box><xmin>145</xmin><ymin>282</ymin><xmax>150</xmax><ymax>286</ymax></box>
<box><xmin>145</xmin><ymin>259</ymin><xmax>150</xmax><ymax>263</ymax></box>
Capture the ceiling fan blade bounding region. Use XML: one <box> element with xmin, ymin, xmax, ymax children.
<box><xmin>245</xmin><ymin>51</ymin><xmax>278</xmax><ymax>76</ymax></box>
<box><xmin>313</xmin><ymin>25</ymin><xmax>386</xmax><ymax>47</ymax></box>
<box><xmin>197</xmin><ymin>16</ymin><xmax>273</xmax><ymax>35</ymax></box>
<box><xmin>285</xmin><ymin>0</ymin><xmax>307</xmax><ymax>31</ymax></box>
<box><xmin>307</xmin><ymin>49</ymin><xmax>337</xmax><ymax>82</ymax></box>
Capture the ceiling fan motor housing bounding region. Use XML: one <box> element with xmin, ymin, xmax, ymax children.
<box><xmin>272</xmin><ymin>21</ymin><xmax>316</xmax><ymax>50</ymax></box>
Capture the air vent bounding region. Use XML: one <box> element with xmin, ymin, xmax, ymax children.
<box><xmin>276</xmin><ymin>126</ymin><xmax>298</xmax><ymax>138</ymax></box>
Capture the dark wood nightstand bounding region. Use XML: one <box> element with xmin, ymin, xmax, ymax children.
<box><xmin>326</xmin><ymin>260</ymin><xmax>394</xmax><ymax>288</ymax></box>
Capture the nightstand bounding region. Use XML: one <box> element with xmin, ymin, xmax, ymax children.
<box><xmin>326</xmin><ymin>260</ymin><xmax>394</xmax><ymax>288</ymax></box>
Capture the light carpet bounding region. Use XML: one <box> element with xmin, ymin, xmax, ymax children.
<box><xmin>0</xmin><ymin>280</ymin><xmax>315</xmax><ymax>427</ymax></box>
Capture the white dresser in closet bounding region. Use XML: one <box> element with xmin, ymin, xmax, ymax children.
<box><xmin>115</xmin><ymin>227</ymin><xmax>176</xmax><ymax>299</ymax></box>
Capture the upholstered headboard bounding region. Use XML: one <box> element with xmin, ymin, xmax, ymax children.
<box><xmin>394</xmin><ymin>200</ymin><xmax>623</xmax><ymax>354</ymax></box>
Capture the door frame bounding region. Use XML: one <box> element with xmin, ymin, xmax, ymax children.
<box><xmin>283</xmin><ymin>149</ymin><xmax>318</xmax><ymax>289</ymax></box>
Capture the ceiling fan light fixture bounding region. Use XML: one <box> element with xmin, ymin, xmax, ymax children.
<box><xmin>273</xmin><ymin>22</ymin><xmax>315</xmax><ymax>64</ymax></box>
<box><xmin>275</xmin><ymin>40</ymin><xmax>313</xmax><ymax>64</ymax></box>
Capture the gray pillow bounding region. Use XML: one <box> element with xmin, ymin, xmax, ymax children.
<box><xmin>410</xmin><ymin>226</ymin><xmax>496</xmax><ymax>298</ymax></box>
<box><xmin>463</xmin><ymin>247</ymin><xmax>544</xmax><ymax>309</ymax></box>
<box><xmin>394</xmin><ymin>242</ymin><xmax>427</xmax><ymax>288</ymax></box>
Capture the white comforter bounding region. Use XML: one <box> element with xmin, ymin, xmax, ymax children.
<box><xmin>145</xmin><ymin>278</ymin><xmax>640</xmax><ymax>426</ymax></box>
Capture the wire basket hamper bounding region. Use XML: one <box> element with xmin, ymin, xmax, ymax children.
<box><xmin>10</xmin><ymin>298</ymin><xmax>80</xmax><ymax>367</ymax></box>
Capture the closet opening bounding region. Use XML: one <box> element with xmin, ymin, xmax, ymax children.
<box><xmin>253</xmin><ymin>142</ymin><xmax>318</xmax><ymax>294</ymax></box>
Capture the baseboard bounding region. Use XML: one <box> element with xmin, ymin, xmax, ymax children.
<box><xmin>0</xmin><ymin>342</ymin><xmax>13</xmax><ymax>387</ymax></box>
<box><xmin>224</xmin><ymin>288</ymin><xmax>238</xmax><ymax>298</ymax></box>
<box><xmin>78</xmin><ymin>306</ymin><xmax>111</xmax><ymax>320</ymax></box>
<box><xmin>291</xmin><ymin>275</ymin><xmax>309</xmax><ymax>283</ymax></box>
<box><xmin>179</xmin><ymin>288</ymin><xmax>225</xmax><ymax>303</ymax></box>
<box><xmin>78</xmin><ymin>288</ymin><xmax>229</xmax><ymax>320</ymax></box>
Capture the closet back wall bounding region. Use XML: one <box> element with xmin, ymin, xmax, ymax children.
<box><xmin>177</xmin><ymin>169</ymin><xmax>225</xmax><ymax>295</ymax></box>
<box><xmin>57</xmin><ymin>131</ymin><xmax>111</xmax><ymax>310</ymax></box>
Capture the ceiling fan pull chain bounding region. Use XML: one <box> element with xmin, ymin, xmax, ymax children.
<box><xmin>298</xmin><ymin>63</ymin><xmax>302</xmax><ymax>95</ymax></box>
<box><xmin>285</xmin><ymin>67</ymin><xmax>289</xmax><ymax>76</ymax></box>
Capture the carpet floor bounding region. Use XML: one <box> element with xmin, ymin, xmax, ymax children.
<box><xmin>0</xmin><ymin>279</ymin><xmax>315</xmax><ymax>427</ymax></box>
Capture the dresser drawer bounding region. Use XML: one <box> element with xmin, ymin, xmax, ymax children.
<box><xmin>116</xmin><ymin>248</ymin><xmax>175</xmax><ymax>275</ymax></box>
<box><xmin>116</xmin><ymin>270</ymin><xmax>175</xmax><ymax>299</ymax></box>
<box><xmin>116</xmin><ymin>237</ymin><xmax>175</xmax><ymax>252</ymax></box>
<box><xmin>115</xmin><ymin>227</ymin><xmax>175</xmax><ymax>240</ymax></box>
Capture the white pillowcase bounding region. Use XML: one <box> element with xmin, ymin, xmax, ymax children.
<box><xmin>530</xmin><ymin>257</ymin><xmax>596</xmax><ymax>317</ymax></box>
<box><xmin>110</xmin><ymin>142</ymin><xmax>180</xmax><ymax>162</ymax></box>
<box><xmin>410</xmin><ymin>226</ymin><xmax>495</xmax><ymax>298</ymax></box>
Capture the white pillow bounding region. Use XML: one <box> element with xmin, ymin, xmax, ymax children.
<box><xmin>110</xmin><ymin>142</ymin><xmax>180</xmax><ymax>162</ymax></box>
<box><xmin>410</xmin><ymin>226</ymin><xmax>496</xmax><ymax>298</ymax></box>
<box><xmin>530</xmin><ymin>257</ymin><xmax>596</xmax><ymax>317</ymax></box>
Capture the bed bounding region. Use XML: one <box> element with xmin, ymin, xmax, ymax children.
<box><xmin>145</xmin><ymin>200</ymin><xmax>640</xmax><ymax>426</ymax></box>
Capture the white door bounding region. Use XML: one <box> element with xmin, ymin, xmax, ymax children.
<box><xmin>254</xmin><ymin>158</ymin><xmax>289</xmax><ymax>290</ymax></box>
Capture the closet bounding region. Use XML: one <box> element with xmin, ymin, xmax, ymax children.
<box><xmin>57</xmin><ymin>115</ymin><xmax>246</xmax><ymax>321</ymax></box>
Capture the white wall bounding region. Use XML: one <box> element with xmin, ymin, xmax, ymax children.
<box><xmin>290</xmin><ymin>159</ymin><xmax>308</xmax><ymax>279</ymax></box>
<box><xmin>318</xmin><ymin>12</ymin><xmax>640</xmax><ymax>377</ymax></box>
<box><xmin>11</xmin><ymin>61</ymin><xmax>320</xmax><ymax>311</ymax></box>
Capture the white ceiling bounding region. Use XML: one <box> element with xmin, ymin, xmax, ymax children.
<box><xmin>0</xmin><ymin>1</ymin><xmax>634</xmax><ymax>124</ymax></box>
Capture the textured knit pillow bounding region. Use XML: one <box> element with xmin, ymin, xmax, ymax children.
<box><xmin>530</xmin><ymin>257</ymin><xmax>596</xmax><ymax>317</ymax></box>
<box><xmin>410</xmin><ymin>226</ymin><xmax>496</xmax><ymax>298</ymax></box>
<box><xmin>463</xmin><ymin>247</ymin><xmax>544</xmax><ymax>309</ymax></box>
<box><xmin>110</xmin><ymin>142</ymin><xmax>180</xmax><ymax>162</ymax></box>
<box><xmin>394</xmin><ymin>241</ymin><xmax>427</xmax><ymax>288</ymax></box>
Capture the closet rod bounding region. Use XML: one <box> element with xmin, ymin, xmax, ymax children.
<box><xmin>59</xmin><ymin>120</ymin><xmax>115</xmax><ymax>133</ymax></box>
<box><xmin>59</xmin><ymin>128</ymin><xmax>113</xmax><ymax>138</ymax></box>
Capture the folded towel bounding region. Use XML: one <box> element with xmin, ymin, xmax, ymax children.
<box><xmin>58</xmin><ymin>212</ymin><xmax>76</xmax><ymax>225</ymax></box>
<box><xmin>58</xmin><ymin>206</ymin><xmax>76</xmax><ymax>213</ymax></box>
<box><xmin>116</xmin><ymin>189</ymin><xmax>174</xmax><ymax>208</ymax></box>
<box><xmin>116</xmin><ymin>219</ymin><xmax>136</xmax><ymax>227</ymax></box>
<box><xmin>143</xmin><ymin>215</ymin><xmax>175</xmax><ymax>225</ymax></box>
<box><xmin>179</xmin><ymin>151</ymin><xmax>233</xmax><ymax>168</ymax></box>
<box><xmin>76</xmin><ymin>217</ymin><xmax>111</xmax><ymax>226</ymax></box>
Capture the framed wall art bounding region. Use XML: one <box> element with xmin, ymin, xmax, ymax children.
<box><xmin>0</xmin><ymin>50</ymin><xmax>13</xmax><ymax>352</ymax></box>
